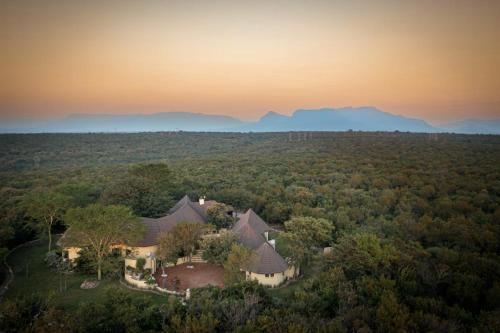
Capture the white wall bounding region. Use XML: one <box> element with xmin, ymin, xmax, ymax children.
<box><xmin>246</xmin><ymin>270</ymin><xmax>286</xmax><ymax>287</ymax></box>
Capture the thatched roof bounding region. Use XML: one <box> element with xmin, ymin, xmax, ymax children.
<box><xmin>134</xmin><ymin>196</ymin><xmax>211</xmax><ymax>246</ymax></box>
<box><xmin>157</xmin><ymin>201</ymin><xmax>207</xmax><ymax>233</ymax></box>
<box><xmin>133</xmin><ymin>217</ymin><xmax>161</xmax><ymax>247</ymax></box>
<box><xmin>233</xmin><ymin>209</ymin><xmax>272</xmax><ymax>235</ymax></box>
<box><xmin>234</xmin><ymin>224</ymin><xmax>266</xmax><ymax>250</ymax></box>
<box><xmin>58</xmin><ymin>228</ymin><xmax>88</xmax><ymax>248</ymax></box>
<box><xmin>168</xmin><ymin>195</ymin><xmax>192</xmax><ymax>214</ymax></box>
<box><xmin>248</xmin><ymin>242</ymin><xmax>288</xmax><ymax>274</ymax></box>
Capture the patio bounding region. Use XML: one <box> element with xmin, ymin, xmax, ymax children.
<box><xmin>154</xmin><ymin>263</ymin><xmax>224</xmax><ymax>291</ymax></box>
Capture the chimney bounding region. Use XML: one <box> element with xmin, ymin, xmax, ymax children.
<box><xmin>199</xmin><ymin>196</ymin><xmax>205</xmax><ymax>205</ymax></box>
<box><xmin>269</xmin><ymin>239</ymin><xmax>276</xmax><ymax>249</ymax></box>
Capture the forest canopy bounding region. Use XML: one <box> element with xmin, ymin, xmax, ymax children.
<box><xmin>0</xmin><ymin>131</ymin><xmax>499</xmax><ymax>332</ymax></box>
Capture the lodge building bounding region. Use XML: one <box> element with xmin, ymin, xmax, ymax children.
<box><xmin>61</xmin><ymin>195</ymin><xmax>296</xmax><ymax>287</ymax></box>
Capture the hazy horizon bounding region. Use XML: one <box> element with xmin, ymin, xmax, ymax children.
<box><xmin>1</xmin><ymin>106</ymin><xmax>499</xmax><ymax>126</ymax></box>
<box><xmin>1</xmin><ymin>0</ymin><xmax>500</xmax><ymax>123</ymax></box>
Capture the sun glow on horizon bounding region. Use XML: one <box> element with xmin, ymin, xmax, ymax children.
<box><xmin>1</xmin><ymin>0</ymin><xmax>499</xmax><ymax>123</ymax></box>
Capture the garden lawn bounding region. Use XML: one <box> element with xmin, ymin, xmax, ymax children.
<box><xmin>5</xmin><ymin>237</ymin><xmax>167</xmax><ymax>310</ymax></box>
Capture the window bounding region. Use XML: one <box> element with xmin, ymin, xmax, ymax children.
<box><xmin>265</xmin><ymin>274</ymin><xmax>269</xmax><ymax>277</ymax></box>
<box><xmin>270</xmin><ymin>273</ymin><xmax>274</xmax><ymax>277</ymax></box>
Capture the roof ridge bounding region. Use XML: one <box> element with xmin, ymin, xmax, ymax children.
<box><xmin>161</xmin><ymin>200</ymin><xmax>205</xmax><ymax>221</ymax></box>
<box><xmin>168</xmin><ymin>194</ymin><xmax>193</xmax><ymax>214</ymax></box>
<box><xmin>233</xmin><ymin>208</ymin><xmax>271</xmax><ymax>235</ymax></box>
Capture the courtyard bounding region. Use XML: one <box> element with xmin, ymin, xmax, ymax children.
<box><xmin>154</xmin><ymin>263</ymin><xmax>224</xmax><ymax>291</ymax></box>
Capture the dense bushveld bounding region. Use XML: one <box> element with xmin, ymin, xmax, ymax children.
<box><xmin>1</xmin><ymin>131</ymin><xmax>500</xmax><ymax>332</ymax></box>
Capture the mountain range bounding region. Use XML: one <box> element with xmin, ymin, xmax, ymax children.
<box><xmin>0</xmin><ymin>112</ymin><xmax>244</xmax><ymax>133</ymax></box>
<box><xmin>241</xmin><ymin>107</ymin><xmax>437</xmax><ymax>132</ymax></box>
<box><xmin>0</xmin><ymin>107</ymin><xmax>499</xmax><ymax>134</ymax></box>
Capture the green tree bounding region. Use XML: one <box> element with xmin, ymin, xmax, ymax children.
<box><xmin>158</xmin><ymin>231</ymin><xmax>181</xmax><ymax>265</ymax></box>
<box><xmin>330</xmin><ymin>233</ymin><xmax>398</xmax><ymax>279</ymax></box>
<box><xmin>158</xmin><ymin>222</ymin><xmax>206</xmax><ymax>265</ymax></box>
<box><xmin>65</xmin><ymin>204</ymin><xmax>144</xmax><ymax>280</ymax></box>
<box><xmin>22</xmin><ymin>189</ymin><xmax>72</xmax><ymax>251</ymax></box>
<box><xmin>32</xmin><ymin>307</ymin><xmax>73</xmax><ymax>333</ymax></box>
<box><xmin>223</xmin><ymin>244</ymin><xmax>252</xmax><ymax>285</ymax></box>
<box><xmin>0</xmin><ymin>294</ymin><xmax>47</xmax><ymax>333</ymax></box>
<box><xmin>201</xmin><ymin>232</ymin><xmax>235</xmax><ymax>264</ymax></box>
<box><xmin>206</xmin><ymin>203</ymin><xmax>235</xmax><ymax>229</ymax></box>
<box><xmin>282</xmin><ymin>216</ymin><xmax>334</xmax><ymax>266</ymax></box>
<box><xmin>376</xmin><ymin>292</ymin><xmax>411</xmax><ymax>333</ymax></box>
<box><xmin>0</xmin><ymin>220</ymin><xmax>14</xmax><ymax>261</ymax></box>
<box><xmin>101</xmin><ymin>163</ymin><xmax>174</xmax><ymax>217</ymax></box>
<box><xmin>56</xmin><ymin>182</ymin><xmax>100</xmax><ymax>207</ymax></box>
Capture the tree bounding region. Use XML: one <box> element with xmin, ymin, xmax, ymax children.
<box><xmin>0</xmin><ymin>294</ymin><xmax>47</xmax><ymax>332</ymax></box>
<box><xmin>201</xmin><ymin>232</ymin><xmax>235</xmax><ymax>264</ymax></box>
<box><xmin>64</xmin><ymin>204</ymin><xmax>144</xmax><ymax>280</ymax></box>
<box><xmin>101</xmin><ymin>163</ymin><xmax>174</xmax><ymax>217</ymax></box>
<box><xmin>176</xmin><ymin>222</ymin><xmax>206</xmax><ymax>265</ymax></box>
<box><xmin>22</xmin><ymin>189</ymin><xmax>72</xmax><ymax>251</ymax></box>
<box><xmin>56</xmin><ymin>182</ymin><xmax>100</xmax><ymax>207</ymax></box>
<box><xmin>158</xmin><ymin>222</ymin><xmax>206</xmax><ymax>265</ymax></box>
<box><xmin>329</xmin><ymin>233</ymin><xmax>398</xmax><ymax>279</ymax></box>
<box><xmin>158</xmin><ymin>231</ymin><xmax>180</xmax><ymax>265</ymax></box>
<box><xmin>206</xmin><ymin>203</ymin><xmax>235</xmax><ymax>229</ymax></box>
<box><xmin>282</xmin><ymin>216</ymin><xmax>334</xmax><ymax>266</ymax></box>
<box><xmin>223</xmin><ymin>244</ymin><xmax>252</xmax><ymax>285</ymax></box>
<box><xmin>376</xmin><ymin>292</ymin><xmax>411</xmax><ymax>333</ymax></box>
<box><xmin>32</xmin><ymin>307</ymin><xmax>73</xmax><ymax>333</ymax></box>
<box><xmin>0</xmin><ymin>219</ymin><xmax>14</xmax><ymax>261</ymax></box>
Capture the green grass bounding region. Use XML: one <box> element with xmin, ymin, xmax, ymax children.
<box><xmin>5</xmin><ymin>238</ymin><xmax>167</xmax><ymax>310</ymax></box>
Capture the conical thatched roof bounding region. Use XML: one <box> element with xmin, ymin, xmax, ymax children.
<box><xmin>248</xmin><ymin>242</ymin><xmax>288</xmax><ymax>274</ymax></box>
<box><xmin>169</xmin><ymin>195</ymin><xmax>192</xmax><ymax>214</ymax></box>
<box><xmin>234</xmin><ymin>224</ymin><xmax>266</xmax><ymax>250</ymax></box>
<box><xmin>233</xmin><ymin>209</ymin><xmax>272</xmax><ymax>235</ymax></box>
<box><xmin>157</xmin><ymin>201</ymin><xmax>207</xmax><ymax>233</ymax></box>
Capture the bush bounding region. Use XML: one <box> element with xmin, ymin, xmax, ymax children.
<box><xmin>74</xmin><ymin>248</ymin><xmax>97</xmax><ymax>275</ymax></box>
<box><xmin>136</xmin><ymin>258</ymin><xmax>146</xmax><ymax>272</ymax></box>
<box><xmin>145</xmin><ymin>275</ymin><xmax>156</xmax><ymax>286</ymax></box>
<box><xmin>44</xmin><ymin>250</ymin><xmax>61</xmax><ymax>269</ymax></box>
<box><xmin>101</xmin><ymin>254</ymin><xmax>124</xmax><ymax>279</ymax></box>
<box><xmin>75</xmin><ymin>248</ymin><xmax>123</xmax><ymax>278</ymax></box>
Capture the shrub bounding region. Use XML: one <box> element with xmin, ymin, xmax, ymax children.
<box><xmin>44</xmin><ymin>250</ymin><xmax>61</xmax><ymax>269</ymax></box>
<box><xmin>145</xmin><ymin>275</ymin><xmax>156</xmax><ymax>286</ymax></box>
<box><xmin>74</xmin><ymin>248</ymin><xmax>97</xmax><ymax>275</ymax></box>
<box><xmin>136</xmin><ymin>258</ymin><xmax>146</xmax><ymax>272</ymax></box>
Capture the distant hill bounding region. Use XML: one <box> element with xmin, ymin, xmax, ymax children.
<box><xmin>0</xmin><ymin>112</ymin><xmax>244</xmax><ymax>133</ymax></box>
<box><xmin>239</xmin><ymin>107</ymin><xmax>437</xmax><ymax>133</ymax></box>
<box><xmin>1</xmin><ymin>108</ymin><xmax>499</xmax><ymax>134</ymax></box>
<box><xmin>439</xmin><ymin>119</ymin><xmax>500</xmax><ymax>134</ymax></box>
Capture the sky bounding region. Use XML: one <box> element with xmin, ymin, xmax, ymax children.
<box><xmin>1</xmin><ymin>0</ymin><xmax>499</xmax><ymax>124</ymax></box>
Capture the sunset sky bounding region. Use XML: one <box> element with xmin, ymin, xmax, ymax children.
<box><xmin>1</xmin><ymin>0</ymin><xmax>499</xmax><ymax>123</ymax></box>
